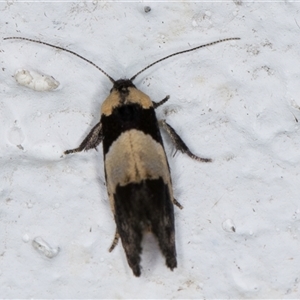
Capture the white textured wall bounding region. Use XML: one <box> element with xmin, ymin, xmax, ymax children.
<box><xmin>1</xmin><ymin>1</ymin><xmax>300</xmax><ymax>298</ymax></box>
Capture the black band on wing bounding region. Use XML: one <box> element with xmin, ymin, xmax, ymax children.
<box><xmin>101</xmin><ymin>104</ymin><xmax>163</xmax><ymax>155</ymax></box>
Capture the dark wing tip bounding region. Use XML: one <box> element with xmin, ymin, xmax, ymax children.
<box><xmin>166</xmin><ymin>256</ymin><xmax>177</xmax><ymax>271</ymax></box>
<box><xmin>132</xmin><ymin>265</ymin><xmax>141</xmax><ymax>277</ymax></box>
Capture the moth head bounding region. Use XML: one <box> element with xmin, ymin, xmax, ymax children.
<box><xmin>110</xmin><ymin>79</ymin><xmax>136</xmax><ymax>94</ymax></box>
<box><xmin>101</xmin><ymin>79</ymin><xmax>152</xmax><ymax>116</ymax></box>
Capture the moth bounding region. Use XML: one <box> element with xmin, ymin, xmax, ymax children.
<box><xmin>4</xmin><ymin>36</ymin><xmax>240</xmax><ymax>276</ymax></box>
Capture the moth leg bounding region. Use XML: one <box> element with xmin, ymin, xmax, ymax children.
<box><xmin>64</xmin><ymin>121</ymin><xmax>103</xmax><ymax>155</ymax></box>
<box><xmin>159</xmin><ymin>120</ymin><xmax>212</xmax><ymax>162</ymax></box>
<box><xmin>173</xmin><ymin>198</ymin><xmax>183</xmax><ymax>209</ymax></box>
<box><xmin>109</xmin><ymin>230</ymin><xmax>120</xmax><ymax>252</ymax></box>
<box><xmin>153</xmin><ymin>95</ymin><xmax>170</xmax><ymax>109</ymax></box>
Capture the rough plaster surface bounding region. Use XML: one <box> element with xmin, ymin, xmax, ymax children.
<box><xmin>1</xmin><ymin>1</ymin><xmax>300</xmax><ymax>298</ymax></box>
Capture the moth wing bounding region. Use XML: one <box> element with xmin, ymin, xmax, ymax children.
<box><xmin>113</xmin><ymin>178</ymin><xmax>177</xmax><ymax>277</ymax></box>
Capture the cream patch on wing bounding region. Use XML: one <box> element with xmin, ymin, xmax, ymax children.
<box><xmin>101</xmin><ymin>87</ymin><xmax>153</xmax><ymax>116</ymax></box>
<box><xmin>105</xmin><ymin>129</ymin><xmax>172</xmax><ymax>210</ymax></box>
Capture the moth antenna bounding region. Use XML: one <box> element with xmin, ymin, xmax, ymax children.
<box><xmin>3</xmin><ymin>37</ymin><xmax>116</xmax><ymax>84</ymax></box>
<box><xmin>130</xmin><ymin>37</ymin><xmax>240</xmax><ymax>82</ymax></box>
